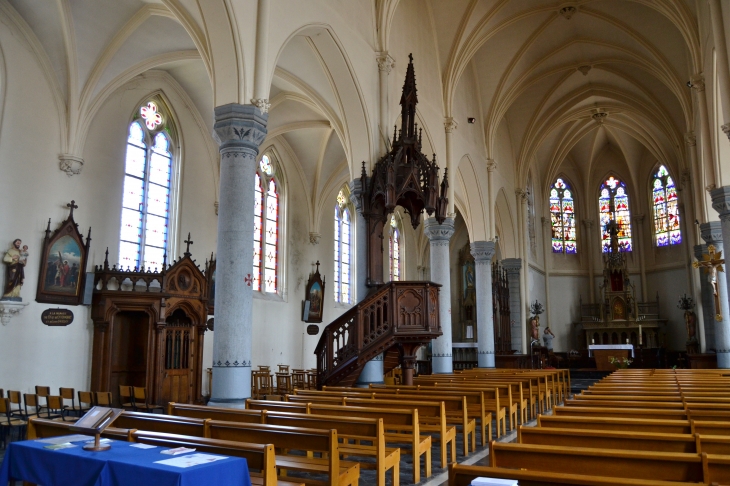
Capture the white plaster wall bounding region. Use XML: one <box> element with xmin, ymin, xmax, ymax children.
<box><xmin>528</xmin><ymin>265</ymin><xmax>547</xmax><ymax>332</ymax></box>
<box><xmin>646</xmin><ymin>267</ymin><xmax>692</xmax><ymax>351</ymax></box>
<box><xmin>547</xmin><ymin>275</ymin><xmax>589</xmax><ymax>352</ymax></box>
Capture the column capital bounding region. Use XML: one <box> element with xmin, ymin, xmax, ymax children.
<box><xmin>632</xmin><ymin>214</ymin><xmax>645</xmax><ymax>224</ymax></box>
<box><xmin>213</xmin><ymin>103</ymin><xmax>268</xmax><ymax>155</ymax></box>
<box><xmin>58</xmin><ymin>154</ymin><xmax>84</xmax><ymax>176</ymax></box>
<box><xmin>444</xmin><ymin>117</ymin><xmax>458</xmax><ymax>133</ymax></box>
<box><xmin>723</xmin><ymin>123</ymin><xmax>730</xmax><ymax>141</ymax></box>
<box><xmin>249</xmin><ymin>98</ymin><xmax>271</xmax><ymax>114</ymax></box>
<box><xmin>486</xmin><ymin>159</ymin><xmax>497</xmax><ymax>172</ymax></box>
<box><xmin>515</xmin><ymin>189</ymin><xmax>528</xmax><ymax>202</ymax></box>
<box><xmin>424</xmin><ymin>217</ymin><xmax>455</xmax><ymax>246</ymax></box>
<box><xmin>582</xmin><ymin>219</ymin><xmax>594</xmax><ymax>228</ymax></box>
<box><xmin>690</xmin><ymin>74</ymin><xmax>705</xmax><ymax>92</ymax></box>
<box><xmin>470</xmin><ymin>240</ymin><xmax>496</xmax><ymax>263</ymax></box>
<box><xmin>348</xmin><ymin>178</ymin><xmax>368</xmax><ymax>213</ymax></box>
<box><xmin>711</xmin><ymin>186</ymin><xmax>730</xmax><ymax>221</ymax></box>
<box><xmin>685</xmin><ymin>131</ymin><xmax>697</xmax><ymax>146</ymax></box>
<box><xmin>376</xmin><ymin>52</ymin><xmax>395</xmax><ymax>73</ymax></box>
<box><xmin>502</xmin><ymin>257</ymin><xmax>522</xmax><ymax>274</ymax></box>
<box><xmin>700</xmin><ymin>221</ymin><xmax>723</xmax><ymax>246</ymax></box>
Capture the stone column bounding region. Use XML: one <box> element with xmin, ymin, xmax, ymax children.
<box><xmin>582</xmin><ymin>220</ymin><xmax>596</xmax><ymax>303</ymax></box>
<box><xmin>209</xmin><ymin>104</ymin><xmax>267</xmax><ymax>407</ymax></box>
<box><xmin>351</xmin><ymin>178</ymin><xmax>384</xmax><ymax>386</ymax></box>
<box><xmin>502</xmin><ymin>258</ymin><xmax>523</xmax><ymax>353</ymax></box>
<box><xmin>633</xmin><ymin>214</ymin><xmax>648</xmax><ymax>302</ymax></box>
<box><xmin>709</xmin><ymin>190</ymin><xmax>730</xmax><ymax>367</ymax></box>
<box><xmin>444</xmin><ymin>118</ymin><xmax>457</xmax><ymax>215</ymax></box>
<box><xmin>376</xmin><ymin>52</ymin><xmax>395</xmax><ymax>154</ymax></box>
<box><xmin>691</xmin><ymin>75</ymin><xmax>718</xmax><ymax>192</ymax></box>
<box><xmin>487</xmin><ymin>160</ymin><xmax>497</xmax><ymax>239</ymax></box>
<box><xmin>424</xmin><ymin>217</ymin><xmax>455</xmax><ymax>373</ymax></box>
<box><xmin>471</xmin><ymin>241</ymin><xmax>497</xmax><ymax>367</ymax></box>
<box><xmin>695</xmin><ymin>242</ymin><xmax>717</xmax><ymax>352</ymax></box>
<box><xmin>516</xmin><ymin>189</ymin><xmax>530</xmax><ymax>353</ymax></box>
<box><xmin>708</xmin><ymin>0</ymin><xmax>730</xmax><ymax>140</ymax></box>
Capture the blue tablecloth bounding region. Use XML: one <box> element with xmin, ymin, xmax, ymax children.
<box><xmin>0</xmin><ymin>437</ymin><xmax>251</xmax><ymax>486</ymax></box>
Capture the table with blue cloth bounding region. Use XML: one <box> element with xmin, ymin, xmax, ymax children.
<box><xmin>0</xmin><ymin>437</ymin><xmax>251</xmax><ymax>486</ymax></box>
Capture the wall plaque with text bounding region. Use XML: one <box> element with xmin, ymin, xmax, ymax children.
<box><xmin>41</xmin><ymin>308</ymin><xmax>74</xmax><ymax>326</ymax></box>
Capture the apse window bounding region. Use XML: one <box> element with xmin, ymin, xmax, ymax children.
<box><xmin>599</xmin><ymin>176</ymin><xmax>632</xmax><ymax>252</ymax></box>
<box><xmin>389</xmin><ymin>215</ymin><xmax>401</xmax><ymax>281</ymax></box>
<box><xmin>549</xmin><ymin>178</ymin><xmax>577</xmax><ymax>254</ymax></box>
<box><xmin>253</xmin><ymin>154</ymin><xmax>280</xmax><ymax>293</ymax></box>
<box><xmin>652</xmin><ymin>165</ymin><xmax>681</xmax><ymax>247</ymax></box>
<box><xmin>119</xmin><ymin>100</ymin><xmax>173</xmax><ymax>270</ymax></box>
<box><xmin>334</xmin><ymin>188</ymin><xmax>352</xmax><ymax>303</ymax></box>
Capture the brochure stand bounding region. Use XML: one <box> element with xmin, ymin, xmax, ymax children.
<box><xmin>70</xmin><ymin>406</ymin><xmax>123</xmax><ymax>451</ymax></box>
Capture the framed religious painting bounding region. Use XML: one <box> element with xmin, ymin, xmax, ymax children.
<box><xmin>303</xmin><ymin>261</ymin><xmax>325</xmax><ymax>323</ymax></box>
<box><xmin>36</xmin><ymin>201</ymin><xmax>92</xmax><ymax>305</ymax></box>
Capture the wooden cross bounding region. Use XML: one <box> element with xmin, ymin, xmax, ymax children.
<box><xmin>693</xmin><ymin>244</ymin><xmax>725</xmax><ymax>321</ymax></box>
<box><xmin>67</xmin><ymin>200</ymin><xmax>78</xmax><ymax>218</ymax></box>
<box><xmin>184</xmin><ymin>232</ymin><xmax>193</xmax><ymax>255</ymax></box>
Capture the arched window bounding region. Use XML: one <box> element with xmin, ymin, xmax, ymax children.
<box><xmin>389</xmin><ymin>215</ymin><xmax>401</xmax><ymax>281</ymax></box>
<box><xmin>334</xmin><ymin>189</ymin><xmax>352</xmax><ymax>303</ymax></box>
<box><xmin>652</xmin><ymin>165</ymin><xmax>681</xmax><ymax>247</ymax></box>
<box><xmin>119</xmin><ymin>100</ymin><xmax>173</xmax><ymax>270</ymax></box>
<box><xmin>253</xmin><ymin>154</ymin><xmax>279</xmax><ymax>293</ymax></box>
<box><xmin>599</xmin><ymin>176</ymin><xmax>632</xmax><ymax>252</ymax></box>
<box><xmin>549</xmin><ymin>178</ymin><xmax>577</xmax><ymax>254</ymax></box>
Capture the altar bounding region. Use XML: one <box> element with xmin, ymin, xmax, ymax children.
<box><xmin>589</xmin><ymin>344</ymin><xmax>634</xmax><ymax>371</ymax></box>
<box><xmin>574</xmin><ymin>221</ymin><xmax>668</xmax><ymax>352</ymax></box>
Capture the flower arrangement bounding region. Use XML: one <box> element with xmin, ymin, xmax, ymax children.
<box><xmin>609</xmin><ymin>356</ymin><xmax>632</xmax><ymax>369</ymax></box>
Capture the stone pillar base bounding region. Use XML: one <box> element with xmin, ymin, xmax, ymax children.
<box><xmin>432</xmin><ymin>355</ymin><xmax>453</xmax><ymax>374</ymax></box>
<box><xmin>210</xmin><ymin>366</ymin><xmax>251</xmax><ymax>407</ymax></box>
<box><xmin>718</xmin><ymin>352</ymin><xmax>730</xmax><ymax>369</ymax></box>
<box><xmin>355</xmin><ymin>356</ymin><xmax>384</xmax><ymax>387</ymax></box>
<box><xmin>478</xmin><ymin>353</ymin><xmax>495</xmax><ymax>368</ymax></box>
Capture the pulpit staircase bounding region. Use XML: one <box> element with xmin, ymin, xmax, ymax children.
<box><xmin>315</xmin><ymin>281</ymin><xmax>442</xmax><ymax>387</ymax></box>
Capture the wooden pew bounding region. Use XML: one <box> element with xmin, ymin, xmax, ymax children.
<box><xmin>553</xmin><ymin>406</ymin><xmax>688</xmax><ymax>421</ymax></box>
<box><xmin>538</xmin><ymin>415</ymin><xmax>692</xmax><ymax>434</ymax></box>
<box><xmin>207</xmin><ymin>420</ymin><xmax>360</xmax><ymax>486</ymax></box>
<box><xmin>447</xmin><ymin>463</ymin><xmax>704</xmax><ymax>486</ymax></box>
<box><xmin>563</xmin><ymin>398</ymin><xmax>685</xmax><ymax>409</ymax></box>
<box><xmin>111</xmin><ymin>411</ymin><xmax>210</xmax><ymax>436</ymax></box>
<box><xmin>132</xmin><ymin>430</ymin><xmax>303</xmax><ymax>486</ymax></box>
<box><xmin>286</xmin><ymin>395</ymin><xmax>456</xmax><ymax>469</ymax></box>
<box><xmin>489</xmin><ymin>442</ymin><xmax>704</xmax><ymax>483</ymax></box>
<box><xmin>170</xmin><ymin>402</ymin><xmax>398</xmax><ymax>486</ymax></box>
<box><xmin>517</xmin><ymin>425</ymin><xmax>696</xmax><ymax>453</ymax></box>
<box><xmin>692</xmin><ymin>420</ymin><xmax>730</xmax><ymax>435</ymax></box>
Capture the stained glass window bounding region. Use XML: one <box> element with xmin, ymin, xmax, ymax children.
<box><xmin>599</xmin><ymin>176</ymin><xmax>632</xmax><ymax>252</ymax></box>
<box><xmin>549</xmin><ymin>178</ymin><xmax>577</xmax><ymax>254</ymax></box>
<box><xmin>120</xmin><ymin>112</ymin><xmax>172</xmax><ymax>270</ymax></box>
<box><xmin>389</xmin><ymin>216</ymin><xmax>401</xmax><ymax>281</ymax></box>
<box><xmin>253</xmin><ymin>154</ymin><xmax>279</xmax><ymax>293</ymax></box>
<box><xmin>652</xmin><ymin>165</ymin><xmax>681</xmax><ymax>247</ymax></box>
<box><xmin>334</xmin><ymin>189</ymin><xmax>352</xmax><ymax>303</ymax></box>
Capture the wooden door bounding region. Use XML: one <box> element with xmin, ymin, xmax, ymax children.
<box><xmin>110</xmin><ymin>311</ymin><xmax>150</xmax><ymax>406</ymax></box>
<box><xmin>159</xmin><ymin>309</ymin><xmax>194</xmax><ymax>404</ymax></box>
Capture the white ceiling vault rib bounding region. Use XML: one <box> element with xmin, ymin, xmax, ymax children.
<box><xmin>310</xmin><ymin>128</ymin><xmax>335</xmax><ymax>235</ymax></box>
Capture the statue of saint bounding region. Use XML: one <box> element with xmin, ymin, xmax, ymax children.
<box><xmin>530</xmin><ymin>316</ymin><xmax>540</xmax><ymax>345</ymax></box>
<box><xmin>685</xmin><ymin>310</ymin><xmax>698</xmax><ymax>343</ymax></box>
<box><xmin>2</xmin><ymin>239</ymin><xmax>27</xmax><ymax>300</ymax></box>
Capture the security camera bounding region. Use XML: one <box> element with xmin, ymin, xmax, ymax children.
<box><xmin>467</xmin><ymin>117</ymin><xmax>476</xmax><ymax>124</ymax></box>
<box><xmin>687</xmin><ymin>81</ymin><xmax>693</xmax><ymax>88</ymax></box>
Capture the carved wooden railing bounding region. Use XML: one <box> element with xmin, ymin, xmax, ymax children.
<box><xmin>315</xmin><ymin>281</ymin><xmax>441</xmax><ymax>387</ymax></box>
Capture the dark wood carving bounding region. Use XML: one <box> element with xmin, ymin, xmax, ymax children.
<box><xmin>315</xmin><ymin>281</ymin><xmax>441</xmax><ymax>387</ymax></box>
<box><xmin>356</xmin><ymin>55</ymin><xmax>449</xmax><ymax>287</ymax></box>
<box><xmin>36</xmin><ymin>201</ymin><xmax>91</xmax><ymax>305</ymax></box>
<box><xmin>492</xmin><ymin>261</ymin><xmax>512</xmax><ymax>354</ymax></box>
<box><xmin>90</xmin><ymin>238</ymin><xmax>208</xmax><ymax>407</ymax></box>
<box><xmin>205</xmin><ymin>253</ymin><xmax>216</xmax><ymax>316</ymax></box>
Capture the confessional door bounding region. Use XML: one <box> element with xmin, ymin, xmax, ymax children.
<box><xmin>110</xmin><ymin>311</ymin><xmax>150</xmax><ymax>406</ymax></box>
<box><xmin>159</xmin><ymin>309</ymin><xmax>195</xmax><ymax>404</ymax></box>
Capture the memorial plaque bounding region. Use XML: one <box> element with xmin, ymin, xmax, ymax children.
<box><xmin>41</xmin><ymin>308</ymin><xmax>74</xmax><ymax>326</ymax></box>
<box><xmin>307</xmin><ymin>324</ymin><xmax>319</xmax><ymax>335</ymax></box>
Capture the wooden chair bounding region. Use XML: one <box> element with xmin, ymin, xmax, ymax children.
<box><xmin>77</xmin><ymin>391</ymin><xmax>93</xmax><ymax>414</ymax></box>
<box><xmin>119</xmin><ymin>385</ymin><xmax>135</xmax><ymax>410</ymax></box>
<box><xmin>0</xmin><ymin>388</ymin><xmax>4</xmax><ymax>398</ymax></box>
<box><xmin>7</xmin><ymin>390</ymin><xmax>24</xmax><ymax>419</ymax></box>
<box><xmin>44</xmin><ymin>396</ymin><xmax>65</xmax><ymax>421</ymax></box>
<box><xmin>306</xmin><ymin>371</ymin><xmax>318</xmax><ymax>390</ymax></box>
<box><xmin>277</xmin><ymin>364</ymin><xmax>290</xmax><ymax>373</ymax></box>
<box><xmin>23</xmin><ymin>394</ymin><xmax>41</xmax><ymax>420</ymax></box>
<box><xmin>59</xmin><ymin>387</ymin><xmax>81</xmax><ymax>419</ymax></box>
<box><xmin>276</xmin><ymin>373</ymin><xmax>292</xmax><ymax>395</ymax></box>
<box><xmin>292</xmin><ymin>370</ymin><xmax>307</xmax><ymax>390</ymax></box>
<box><xmin>254</xmin><ymin>372</ymin><xmax>273</xmax><ymax>399</ymax></box>
<box><xmin>0</xmin><ymin>398</ymin><xmax>26</xmax><ymax>449</ymax></box>
<box><xmin>35</xmin><ymin>385</ymin><xmax>51</xmax><ymax>415</ymax></box>
<box><xmin>95</xmin><ymin>391</ymin><xmax>113</xmax><ymax>407</ymax></box>
<box><xmin>132</xmin><ymin>387</ymin><xmax>163</xmax><ymax>413</ymax></box>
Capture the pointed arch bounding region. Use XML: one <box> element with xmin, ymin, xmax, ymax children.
<box><xmin>549</xmin><ymin>177</ymin><xmax>577</xmax><ymax>254</ymax></box>
<box><xmin>598</xmin><ymin>174</ymin><xmax>633</xmax><ymax>252</ymax></box>
<box><xmin>649</xmin><ymin>164</ymin><xmax>681</xmax><ymax>247</ymax></box>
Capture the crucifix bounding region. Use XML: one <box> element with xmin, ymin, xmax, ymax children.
<box><xmin>184</xmin><ymin>232</ymin><xmax>194</xmax><ymax>256</ymax></box>
<box><xmin>67</xmin><ymin>200</ymin><xmax>78</xmax><ymax>218</ymax></box>
<box><xmin>693</xmin><ymin>244</ymin><xmax>725</xmax><ymax>321</ymax></box>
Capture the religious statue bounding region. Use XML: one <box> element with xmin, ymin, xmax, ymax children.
<box><xmin>677</xmin><ymin>294</ymin><xmax>698</xmax><ymax>354</ymax></box>
<box><xmin>2</xmin><ymin>239</ymin><xmax>27</xmax><ymax>301</ymax></box>
<box><xmin>530</xmin><ymin>315</ymin><xmax>540</xmax><ymax>345</ymax></box>
<box><xmin>543</xmin><ymin>326</ymin><xmax>555</xmax><ymax>351</ymax></box>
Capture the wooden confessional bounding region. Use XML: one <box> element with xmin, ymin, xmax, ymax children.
<box><xmin>90</xmin><ymin>245</ymin><xmax>209</xmax><ymax>406</ymax></box>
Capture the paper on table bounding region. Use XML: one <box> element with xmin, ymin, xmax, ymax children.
<box><xmin>44</xmin><ymin>443</ymin><xmax>77</xmax><ymax>450</ymax></box>
<box><xmin>37</xmin><ymin>435</ymin><xmax>94</xmax><ymax>444</ymax></box>
<box><xmin>130</xmin><ymin>443</ymin><xmax>157</xmax><ymax>449</ymax></box>
<box><xmin>155</xmin><ymin>453</ymin><xmax>228</xmax><ymax>469</ymax></box>
<box><xmin>471</xmin><ymin>478</ymin><xmax>518</xmax><ymax>486</ymax></box>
